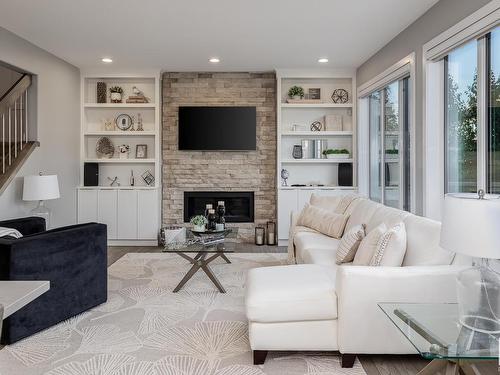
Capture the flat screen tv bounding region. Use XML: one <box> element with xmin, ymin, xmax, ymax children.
<box><xmin>178</xmin><ymin>106</ymin><xmax>256</xmax><ymax>151</ymax></box>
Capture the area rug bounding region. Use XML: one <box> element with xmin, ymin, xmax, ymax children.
<box><xmin>0</xmin><ymin>253</ymin><xmax>366</xmax><ymax>375</ymax></box>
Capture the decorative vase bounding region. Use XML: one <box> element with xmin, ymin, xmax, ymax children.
<box><xmin>193</xmin><ymin>224</ymin><xmax>205</xmax><ymax>232</ymax></box>
<box><xmin>292</xmin><ymin>145</ymin><xmax>303</xmax><ymax>159</ymax></box>
<box><xmin>292</xmin><ymin>95</ymin><xmax>301</xmax><ymax>100</ymax></box>
<box><xmin>207</xmin><ymin>209</ymin><xmax>217</xmax><ymax>231</ymax></box>
<box><xmin>216</xmin><ymin>201</ymin><xmax>225</xmax><ymax>229</ymax></box>
<box><xmin>110</xmin><ymin>92</ymin><xmax>122</xmax><ymax>103</ymax></box>
<box><xmin>97</xmin><ymin>82</ymin><xmax>107</xmax><ymax>103</ymax></box>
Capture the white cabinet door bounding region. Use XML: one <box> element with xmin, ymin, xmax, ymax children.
<box><xmin>117</xmin><ymin>190</ymin><xmax>138</xmax><ymax>240</ymax></box>
<box><xmin>138</xmin><ymin>189</ymin><xmax>159</xmax><ymax>240</ymax></box>
<box><xmin>298</xmin><ymin>189</ymin><xmax>315</xmax><ymax>210</ymax></box>
<box><xmin>278</xmin><ymin>189</ymin><xmax>298</xmax><ymax>240</ymax></box>
<box><xmin>98</xmin><ymin>190</ymin><xmax>118</xmax><ymax>240</ymax></box>
<box><xmin>77</xmin><ymin>189</ymin><xmax>98</xmax><ymax>223</ymax></box>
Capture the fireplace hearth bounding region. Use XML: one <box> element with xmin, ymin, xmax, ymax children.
<box><xmin>184</xmin><ymin>192</ymin><xmax>255</xmax><ymax>223</ymax></box>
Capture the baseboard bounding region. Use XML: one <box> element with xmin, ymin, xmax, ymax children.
<box><xmin>108</xmin><ymin>240</ymin><xmax>158</xmax><ymax>247</ymax></box>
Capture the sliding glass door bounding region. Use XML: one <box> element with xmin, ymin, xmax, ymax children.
<box><xmin>488</xmin><ymin>28</ymin><xmax>500</xmax><ymax>194</ymax></box>
<box><xmin>369</xmin><ymin>78</ymin><xmax>411</xmax><ymax>211</ymax></box>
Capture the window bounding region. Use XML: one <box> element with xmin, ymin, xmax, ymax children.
<box><xmin>488</xmin><ymin>28</ymin><xmax>500</xmax><ymax>194</ymax></box>
<box><xmin>445</xmin><ymin>40</ymin><xmax>477</xmax><ymax>193</ymax></box>
<box><xmin>368</xmin><ymin>77</ymin><xmax>411</xmax><ymax>210</ymax></box>
<box><xmin>444</xmin><ymin>26</ymin><xmax>500</xmax><ymax>195</ymax></box>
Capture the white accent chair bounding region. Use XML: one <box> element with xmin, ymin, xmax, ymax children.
<box><xmin>245</xmin><ymin>196</ymin><xmax>470</xmax><ymax>366</ymax></box>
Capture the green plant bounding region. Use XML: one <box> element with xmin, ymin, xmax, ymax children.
<box><xmin>109</xmin><ymin>86</ymin><xmax>123</xmax><ymax>94</ymax></box>
<box><xmin>190</xmin><ymin>215</ymin><xmax>207</xmax><ymax>226</ymax></box>
<box><xmin>385</xmin><ymin>149</ymin><xmax>399</xmax><ymax>154</ymax></box>
<box><xmin>288</xmin><ymin>85</ymin><xmax>304</xmax><ymax>98</ymax></box>
<box><xmin>322</xmin><ymin>148</ymin><xmax>350</xmax><ymax>155</ymax></box>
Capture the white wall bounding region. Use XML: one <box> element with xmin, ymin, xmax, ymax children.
<box><xmin>0</xmin><ymin>27</ymin><xmax>80</xmax><ymax>227</ymax></box>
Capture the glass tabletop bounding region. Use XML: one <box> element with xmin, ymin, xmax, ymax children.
<box><xmin>378</xmin><ymin>303</ymin><xmax>499</xmax><ymax>360</ymax></box>
<box><xmin>163</xmin><ymin>228</ymin><xmax>237</xmax><ymax>253</ymax></box>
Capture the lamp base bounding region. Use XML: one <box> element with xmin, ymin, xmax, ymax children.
<box><xmin>30</xmin><ymin>200</ymin><xmax>51</xmax><ymax>229</ymax></box>
<box><xmin>457</xmin><ymin>262</ymin><xmax>500</xmax><ymax>335</ymax></box>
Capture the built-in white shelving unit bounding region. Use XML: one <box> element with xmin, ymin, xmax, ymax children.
<box><xmin>77</xmin><ymin>73</ymin><xmax>161</xmax><ymax>246</ymax></box>
<box><xmin>276</xmin><ymin>69</ymin><xmax>358</xmax><ymax>245</ymax></box>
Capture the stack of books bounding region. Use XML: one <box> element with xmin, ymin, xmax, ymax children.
<box><xmin>126</xmin><ymin>95</ymin><xmax>148</xmax><ymax>104</ymax></box>
<box><xmin>199</xmin><ymin>233</ymin><xmax>225</xmax><ymax>246</ymax></box>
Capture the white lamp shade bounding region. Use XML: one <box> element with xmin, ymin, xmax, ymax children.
<box><xmin>23</xmin><ymin>175</ymin><xmax>60</xmax><ymax>201</ymax></box>
<box><xmin>440</xmin><ymin>193</ymin><xmax>500</xmax><ymax>259</ymax></box>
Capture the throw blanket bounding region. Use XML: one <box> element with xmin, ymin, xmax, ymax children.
<box><xmin>287</xmin><ymin>194</ymin><xmax>360</xmax><ymax>263</ymax></box>
<box><xmin>0</xmin><ymin>227</ymin><xmax>23</xmax><ymax>239</ymax></box>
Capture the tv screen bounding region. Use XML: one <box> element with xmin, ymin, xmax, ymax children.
<box><xmin>178</xmin><ymin>106</ymin><xmax>256</xmax><ymax>151</ymax></box>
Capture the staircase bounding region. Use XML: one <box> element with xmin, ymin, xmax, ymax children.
<box><xmin>0</xmin><ymin>74</ymin><xmax>39</xmax><ymax>195</ymax></box>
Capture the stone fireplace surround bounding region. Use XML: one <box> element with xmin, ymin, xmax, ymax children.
<box><xmin>162</xmin><ymin>72</ymin><xmax>276</xmax><ymax>242</ymax></box>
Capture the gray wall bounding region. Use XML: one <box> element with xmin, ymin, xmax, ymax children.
<box><xmin>356</xmin><ymin>0</ymin><xmax>491</xmax><ymax>214</ymax></box>
<box><xmin>0</xmin><ymin>27</ymin><xmax>80</xmax><ymax>227</ymax></box>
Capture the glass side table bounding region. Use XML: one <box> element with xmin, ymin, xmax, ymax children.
<box><xmin>379</xmin><ymin>303</ymin><xmax>499</xmax><ymax>375</ymax></box>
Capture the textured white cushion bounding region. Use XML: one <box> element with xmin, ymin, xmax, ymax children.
<box><xmin>370</xmin><ymin>222</ymin><xmax>407</xmax><ymax>266</ymax></box>
<box><xmin>345</xmin><ymin>198</ymin><xmax>381</xmax><ymax>232</ymax></box>
<box><xmin>245</xmin><ymin>264</ymin><xmax>337</xmax><ymax>322</ymax></box>
<box><xmin>294</xmin><ymin>231</ymin><xmax>339</xmax><ymax>263</ymax></box>
<box><xmin>353</xmin><ymin>223</ymin><xmax>387</xmax><ymax>266</ymax></box>
<box><xmin>336</xmin><ymin>224</ymin><xmax>365</xmax><ymax>264</ymax></box>
<box><xmin>301</xmin><ymin>248</ymin><xmax>338</xmax><ymax>268</ymax></box>
<box><xmin>366</xmin><ymin>205</ymin><xmax>411</xmax><ymax>233</ymax></box>
<box><xmin>297</xmin><ymin>204</ymin><xmax>349</xmax><ymax>239</ymax></box>
<box><xmin>310</xmin><ymin>194</ymin><xmax>342</xmax><ymax>212</ymax></box>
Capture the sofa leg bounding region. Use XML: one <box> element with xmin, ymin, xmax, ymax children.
<box><xmin>341</xmin><ymin>353</ymin><xmax>356</xmax><ymax>368</ymax></box>
<box><xmin>253</xmin><ymin>350</ymin><xmax>268</xmax><ymax>365</ymax></box>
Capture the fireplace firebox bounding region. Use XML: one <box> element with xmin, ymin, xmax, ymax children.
<box><xmin>184</xmin><ymin>192</ymin><xmax>254</xmax><ymax>223</ymax></box>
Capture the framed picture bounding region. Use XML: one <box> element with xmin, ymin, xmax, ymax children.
<box><xmin>141</xmin><ymin>170</ymin><xmax>155</xmax><ymax>186</ymax></box>
<box><xmin>308</xmin><ymin>88</ymin><xmax>321</xmax><ymax>100</ymax></box>
<box><xmin>115</xmin><ymin>114</ymin><xmax>133</xmax><ymax>131</ymax></box>
<box><xmin>136</xmin><ymin>144</ymin><xmax>148</xmax><ymax>159</ymax></box>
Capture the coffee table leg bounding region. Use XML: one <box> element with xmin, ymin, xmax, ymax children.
<box><xmin>173</xmin><ymin>262</ymin><xmax>200</xmax><ymax>292</ymax></box>
<box><xmin>220</xmin><ymin>253</ymin><xmax>231</xmax><ymax>264</ymax></box>
<box><xmin>201</xmin><ymin>263</ymin><xmax>226</xmax><ymax>293</ymax></box>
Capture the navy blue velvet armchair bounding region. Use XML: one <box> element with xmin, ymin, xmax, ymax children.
<box><xmin>0</xmin><ymin>217</ymin><xmax>107</xmax><ymax>344</ymax></box>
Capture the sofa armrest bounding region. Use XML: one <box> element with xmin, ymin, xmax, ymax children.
<box><xmin>335</xmin><ymin>265</ymin><xmax>467</xmax><ymax>355</ymax></box>
<box><xmin>0</xmin><ymin>217</ymin><xmax>46</xmax><ymax>236</ymax></box>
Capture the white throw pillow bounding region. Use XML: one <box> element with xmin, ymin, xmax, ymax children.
<box><xmin>370</xmin><ymin>222</ymin><xmax>407</xmax><ymax>266</ymax></box>
<box><xmin>297</xmin><ymin>203</ymin><xmax>349</xmax><ymax>239</ymax></box>
<box><xmin>353</xmin><ymin>223</ymin><xmax>387</xmax><ymax>265</ymax></box>
<box><xmin>336</xmin><ymin>224</ymin><xmax>366</xmax><ymax>264</ymax></box>
<box><xmin>0</xmin><ymin>227</ymin><xmax>23</xmax><ymax>239</ymax></box>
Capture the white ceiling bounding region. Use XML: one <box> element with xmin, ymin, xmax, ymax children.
<box><xmin>0</xmin><ymin>0</ymin><xmax>439</xmax><ymax>72</ymax></box>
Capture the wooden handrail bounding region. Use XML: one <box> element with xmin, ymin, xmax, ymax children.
<box><xmin>0</xmin><ymin>75</ymin><xmax>31</xmax><ymax>116</ymax></box>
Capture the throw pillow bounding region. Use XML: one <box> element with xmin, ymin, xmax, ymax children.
<box><xmin>336</xmin><ymin>224</ymin><xmax>366</xmax><ymax>264</ymax></box>
<box><xmin>297</xmin><ymin>204</ymin><xmax>349</xmax><ymax>239</ymax></box>
<box><xmin>0</xmin><ymin>227</ymin><xmax>23</xmax><ymax>239</ymax></box>
<box><xmin>370</xmin><ymin>222</ymin><xmax>407</xmax><ymax>266</ymax></box>
<box><xmin>353</xmin><ymin>223</ymin><xmax>387</xmax><ymax>265</ymax></box>
<box><xmin>309</xmin><ymin>194</ymin><xmax>341</xmax><ymax>212</ymax></box>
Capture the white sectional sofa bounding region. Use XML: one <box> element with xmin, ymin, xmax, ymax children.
<box><xmin>245</xmin><ymin>195</ymin><xmax>470</xmax><ymax>367</ymax></box>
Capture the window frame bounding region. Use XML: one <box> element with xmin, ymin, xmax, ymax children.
<box><xmin>423</xmin><ymin>2</ymin><xmax>500</xmax><ymax>220</ymax></box>
<box><xmin>358</xmin><ymin>53</ymin><xmax>416</xmax><ymax>213</ymax></box>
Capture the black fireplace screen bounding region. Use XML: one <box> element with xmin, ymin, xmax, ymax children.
<box><xmin>184</xmin><ymin>191</ymin><xmax>255</xmax><ymax>223</ymax></box>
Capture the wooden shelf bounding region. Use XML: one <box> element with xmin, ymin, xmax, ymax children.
<box><xmin>77</xmin><ymin>186</ymin><xmax>158</xmax><ymax>190</ymax></box>
<box><xmin>281</xmin><ymin>131</ymin><xmax>352</xmax><ymax>136</ymax></box>
<box><xmin>84</xmin><ymin>131</ymin><xmax>156</xmax><ymax>136</ymax></box>
<box><xmin>281</xmin><ymin>158</ymin><xmax>353</xmax><ymax>164</ymax></box>
<box><xmin>281</xmin><ymin>103</ymin><xmax>352</xmax><ymax>108</ymax></box>
<box><xmin>84</xmin><ymin>103</ymin><xmax>156</xmax><ymax>108</ymax></box>
<box><xmin>84</xmin><ymin>158</ymin><xmax>156</xmax><ymax>164</ymax></box>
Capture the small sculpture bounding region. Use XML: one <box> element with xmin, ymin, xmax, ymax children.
<box><xmin>102</xmin><ymin>118</ymin><xmax>114</xmax><ymax>131</ymax></box>
<box><xmin>136</xmin><ymin>113</ymin><xmax>144</xmax><ymax>131</ymax></box>
<box><xmin>107</xmin><ymin>176</ymin><xmax>120</xmax><ymax>186</ymax></box>
<box><xmin>132</xmin><ymin>86</ymin><xmax>144</xmax><ymax>96</ymax></box>
<box><xmin>118</xmin><ymin>144</ymin><xmax>130</xmax><ymax>159</ymax></box>
<box><xmin>281</xmin><ymin>169</ymin><xmax>289</xmax><ymax>186</ymax></box>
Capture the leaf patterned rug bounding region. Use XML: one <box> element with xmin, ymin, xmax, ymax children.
<box><xmin>0</xmin><ymin>252</ymin><xmax>366</xmax><ymax>375</ymax></box>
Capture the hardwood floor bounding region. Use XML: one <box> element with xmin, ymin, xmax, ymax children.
<box><xmin>108</xmin><ymin>246</ymin><xmax>497</xmax><ymax>375</ymax></box>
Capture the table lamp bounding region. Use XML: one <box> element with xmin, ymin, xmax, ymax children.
<box><xmin>23</xmin><ymin>174</ymin><xmax>60</xmax><ymax>228</ymax></box>
<box><xmin>440</xmin><ymin>191</ymin><xmax>500</xmax><ymax>334</ymax></box>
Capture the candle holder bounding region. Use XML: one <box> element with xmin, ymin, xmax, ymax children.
<box><xmin>266</xmin><ymin>221</ymin><xmax>276</xmax><ymax>245</ymax></box>
<box><xmin>255</xmin><ymin>226</ymin><xmax>265</xmax><ymax>246</ymax></box>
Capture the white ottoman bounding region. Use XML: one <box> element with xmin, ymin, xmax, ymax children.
<box><xmin>245</xmin><ymin>264</ymin><xmax>339</xmax><ymax>365</ymax></box>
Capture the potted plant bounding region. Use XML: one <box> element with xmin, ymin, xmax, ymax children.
<box><xmin>109</xmin><ymin>86</ymin><xmax>124</xmax><ymax>103</ymax></box>
<box><xmin>322</xmin><ymin>148</ymin><xmax>350</xmax><ymax>159</ymax></box>
<box><xmin>385</xmin><ymin>149</ymin><xmax>399</xmax><ymax>159</ymax></box>
<box><xmin>288</xmin><ymin>86</ymin><xmax>304</xmax><ymax>100</ymax></box>
<box><xmin>190</xmin><ymin>215</ymin><xmax>207</xmax><ymax>232</ymax></box>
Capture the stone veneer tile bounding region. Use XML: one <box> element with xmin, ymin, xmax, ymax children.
<box><xmin>162</xmin><ymin>72</ymin><xmax>277</xmax><ymax>243</ymax></box>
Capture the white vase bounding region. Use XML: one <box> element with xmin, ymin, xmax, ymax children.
<box><xmin>193</xmin><ymin>224</ymin><xmax>205</xmax><ymax>232</ymax></box>
<box><xmin>110</xmin><ymin>92</ymin><xmax>122</xmax><ymax>103</ymax></box>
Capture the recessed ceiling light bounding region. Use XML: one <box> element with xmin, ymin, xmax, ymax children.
<box><xmin>209</xmin><ymin>58</ymin><xmax>220</xmax><ymax>63</ymax></box>
<box><xmin>318</xmin><ymin>58</ymin><xmax>329</xmax><ymax>63</ymax></box>
<box><xmin>101</xmin><ymin>57</ymin><xmax>113</xmax><ymax>63</ymax></box>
